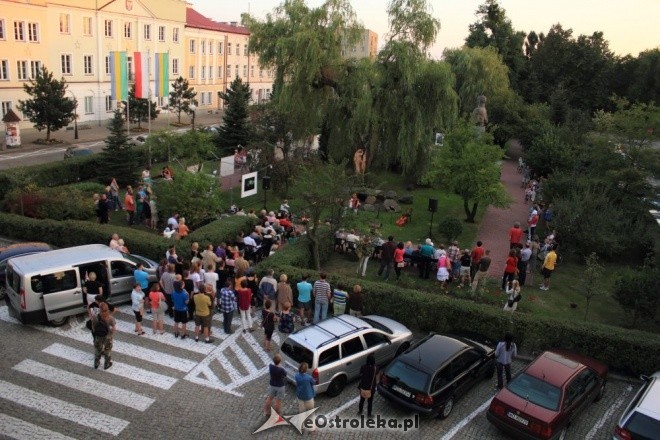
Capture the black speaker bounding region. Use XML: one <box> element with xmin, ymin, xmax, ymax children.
<box><xmin>262</xmin><ymin>176</ymin><xmax>271</xmax><ymax>190</ymax></box>
<box><xmin>428</xmin><ymin>198</ymin><xmax>438</xmax><ymax>213</ymax></box>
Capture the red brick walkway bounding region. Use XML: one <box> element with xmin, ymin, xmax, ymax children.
<box><xmin>476</xmin><ymin>141</ymin><xmax>530</xmax><ymax>277</ymax></box>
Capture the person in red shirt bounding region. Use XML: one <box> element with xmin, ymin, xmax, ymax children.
<box><xmin>237</xmin><ymin>279</ymin><xmax>253</xmax><ymax>333</ymax></box>
<box><xmin>470</xmin><ymin>241</ymin><xmax>485</xmax><ymax>280</ymax></box>
<box><xmin>501</xmin><ymin>249</ymin><xmax>518</xmax><ymax>291</ymax></box>
<box><xmin>509</xmin><ymin>222</ymin><xmax>523</xmax><ymax>249</ymax></box>
<box><xmin>124</xmin><ymin>188</ymin><xmax>136</xmax><ymax>226</ymax></box>
<box><xmin>528</xmin><ymin>208</ymin><xmax>539</xmax><ymax>240</ymax></box>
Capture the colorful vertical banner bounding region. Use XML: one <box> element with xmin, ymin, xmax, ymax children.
<box><xmin>134</xmin><ymin>52</ymin><xmax>149</xmax><ymax>99</ymax></box>
<box><xmin>109</xmin><ymin>51</ymin><xmax>127</xmax><ymax>101</ymax></box>
<box><xmin>154</xmin><ymin>53</ymin><xmax>169</xmax><ymax>97</ymax></box>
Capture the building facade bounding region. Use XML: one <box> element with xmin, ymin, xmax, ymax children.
<box><xmin>342</xmin><ymin>29</ymin><xmax>378</xmax><ymax>60</ymax></box>
<box><xmin>0</xmin><ymin>0</ymin><xmax>274</xmax><ymax>128</ymax></box>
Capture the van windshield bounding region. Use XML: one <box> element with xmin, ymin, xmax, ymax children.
<box><xmin>281</xmin><ymin>339</ymin><xmax>314</xmax><ymax>366</ymax></box>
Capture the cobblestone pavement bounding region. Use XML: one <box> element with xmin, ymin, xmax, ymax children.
<box><xmin>0</xmin><ymin>304</ymin><xmax>634</xmax><ymax>439</ymax></box>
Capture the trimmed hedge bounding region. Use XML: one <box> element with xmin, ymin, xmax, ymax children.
<box><xmin>256</xmin><ymin>257</ymin><xmax>660</xmax><ymax>376</ymax></box>
<box><xmin>185</xmin><ymin>216</ymin><xmax>258</xmax><ymax>246</ymax></box>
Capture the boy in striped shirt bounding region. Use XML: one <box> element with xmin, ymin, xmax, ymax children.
<box><xmin>332</xmin><ymin>289</ymin><xmax>349</xmax><ymax>316</ymax></box>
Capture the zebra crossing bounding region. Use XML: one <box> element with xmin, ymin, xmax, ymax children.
<box><xmin>0</xmin><ymin>305</ymin><xmax>282</xmax><ymax>439</ymax></box>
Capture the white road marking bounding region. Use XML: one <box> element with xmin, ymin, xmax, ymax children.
<box><xmin>0</xmin><ymin>380</ymin><xmax>129</xmax><ymax>436</ymax></box>
<box><xmin>325</xmin><ymin>396</ymin><xmax>361</xmax><ymax>420</ymax></box>
<box><xmin>585</xmin><ymin>392</ymin><xmax>629</xmax><ymax>439</ymax></box>
<box><xmin>0</xmin><ymin>413</ymin><xmax>77</xmax><ymax>440</ymax></box>
<box><xmin>13</xmin><ymin>359</ymin><xmax>155</xmax><ymax>411</ymax></box>
<box><xmin>439</xmin><ymin>396</ymin><xmax>494</xmax><ymax>440</ymax></box>
<box><xmin>43</xmin><ymin>343</ymin><xmax>178</xmax><ymax>390</ymax></box>
<box><xmin>0</xmin><ymin>148</ymin><xmax>68</xmax><ymax>161</ymax></box>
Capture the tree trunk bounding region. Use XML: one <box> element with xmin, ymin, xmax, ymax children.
<box><xmin>46</xmin><ymin>126</ymin><xmax>51</xmax><ymax>141</ymax></box>
<box><xmin>306</xmin><ymin>224</ymin><xmax>321</xmax><ymax>271</ymax></box>
<box><xmin>177</xmin><ymin>108</ymin><xmax>182</xmax><ymax>124</ymax></box>
<box><xmin>463</xmin><ymin>199</ymin><xmax>478</xmax><ymax>223</ymax></box>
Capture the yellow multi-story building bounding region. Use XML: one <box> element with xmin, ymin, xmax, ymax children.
<box><xmin>0</xmin><ymin>0</ymin><xmax>274</xmax><ymax>128</ymax></box>
<box><xmin>342</xmin><ymin>29</ymin><xmax>379</xmax><ymax>60</ymax></box>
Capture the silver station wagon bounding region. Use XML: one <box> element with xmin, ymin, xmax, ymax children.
<box><xmin>279</xmin><ymin>314</ymin><xmax>413</xmax><ymax>396</ymax></box>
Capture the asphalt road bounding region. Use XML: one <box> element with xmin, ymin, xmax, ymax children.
<box><xmin>0</xmin><ymin>303</ymin><xmax>635</xmax><ymax>440</ymax></box>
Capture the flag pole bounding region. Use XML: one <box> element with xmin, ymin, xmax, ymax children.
<box><xmin>148</xmin><ymin>49</ymin><xmax>151</xmax><ymax>137</ymax></box>
<box><xmin>126</xmin><ymin>55</ymin><xmax>130</xmax><ymax>138</ymax></box>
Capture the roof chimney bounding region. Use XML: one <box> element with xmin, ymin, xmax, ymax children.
<box><xmin>230</xmin><ymin>21</ymin><xmax>237</xmax><ymax>27</ymax></box>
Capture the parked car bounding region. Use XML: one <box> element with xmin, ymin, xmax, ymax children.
<box><xmin>378</xmin><ymin>333</ymin><xmax>495</xmax><ymax>419</ymax></box>
<box><xmin>487</xmin><ymin>350</ymin><xmax>608</xmax><ymax>440</ymax></box>
<box><xmin>614</xmin><ymin>371</ymin><xmax>660</xmax><ymax>440</ymax></box>
<box><xmin>0</xmin><ymin>242</ymin><xmax>51</xmax><ymax>300</ymax></box>
<box><xmin>63</xmin><ymin>147</ymin><xmax>93</xmax><ymax>159</ymax></box>
<box><xmin>279</xmin><ymin>315</ymin><xmax>413</xmax><ymax>397</ymax></box>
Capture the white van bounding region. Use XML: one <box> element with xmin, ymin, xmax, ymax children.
<box><xmin>5</xmin><ymin>244</ymin><xmax>157</xmax><ymax>326</ymax></box>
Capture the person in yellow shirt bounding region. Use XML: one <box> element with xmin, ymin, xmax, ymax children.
<box><xmin>540</xmin><ymin>245</ymin><xmax>557</xmax><ymax>291</ymax></box>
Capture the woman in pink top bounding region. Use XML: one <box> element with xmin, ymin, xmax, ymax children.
<box><xmin>393</xmin><ymin>242</ymin><xmax>405</xmax><ymax>281</ymax></box>
<box><xmin>148</xmin><ymin>284</ymin><xmax>166</xmax><ymax>335</ymax></box>
<box><xmin>436</xmin><ymin>254</ymin><xmax>451</xmax><ymax>290</ymax></box>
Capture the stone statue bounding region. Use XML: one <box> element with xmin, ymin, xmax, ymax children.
<box><xmin>472</xmin><ymin>94</ymin><xmax>488</xmax><ymax>133</ymax></box>
<box><xmin>353</xmin><ymin>149</ymin><xmax>367</xmax><ymax>175</ymax></box>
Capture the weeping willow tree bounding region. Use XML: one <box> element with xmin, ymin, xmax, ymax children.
<box><xmin>246</xmin><ymin>0</ymin><xmax>459</xmax><ymax>180</ymax></box>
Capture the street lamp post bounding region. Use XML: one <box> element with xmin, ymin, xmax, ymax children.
<box><xmin>70</xmin><ymin>91</ymin><xmax>79</xmax><ymax>140</ymax></box>
<box><xmin>189</xmin><ymin>103</ymin><xmax>196</xmax><ymax>131</ymax></box>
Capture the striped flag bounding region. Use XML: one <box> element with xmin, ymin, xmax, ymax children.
<box><xmin>154</xmin><ymin>53</ymin><xmax>169</xmax><ymax>97</ymax></box>
<box><xmin>109</xmin><ymin>51</ymin><xmax>127</xmax><ymax>101</ymax></box>
<box><xmin>133</xmin><ymin>52</ymin><xmax>149</xmax><ymax>99</ymax></box>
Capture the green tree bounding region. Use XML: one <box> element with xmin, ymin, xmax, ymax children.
<box><xmin>145</xmin><ymin>130</ymin><xmax>215</xmax><ymax>168</ymax></box>
<box><xmin>168</xmin><ymin>76</ymin><xmax>197</xmax><ymax>124</ymax></box>
<box><xmin>155</xmin><ymin>172</ymin><xmax>222</xmax><ymax>229</ymax></box>
<box><xmin>421</xmin><ymin>122</ymin><xmax>511</xmax><ymax>222</ymax></box>
<box><xmin>17</xmin><ymin>66</ymin><xmax>76</xmax><ymax>141</ymax></box>
<box><xmin>100</xmin><ymin>109</ymin><xmax>139</xmax><ymax>185</ymax></box>
<box><xmin>438</xmin><ymin>217</ymin><xmax>463</xmax><ymax>243</ymax></box>
<box><xmin>581</xmin><ymin>252</ymin><xmax>604</xmax><ymax>321</ymax></box>
<box><xmin>123</xmin><ymin>85</ymin><xmax>159</xmax><ymax>129</ymax></box>
<box><xmin>613</xmin><ymin>267</ymin><xmax>660</xmax><ymax>328</ymax></box>
<box><xmin>217</xmin><ymin>76</ymin><xmax>252</xmax><ymax>153</ymax></box>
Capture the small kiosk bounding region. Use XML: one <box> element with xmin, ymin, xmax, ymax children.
<box><xmin>2</xmin><ymin>109</ymin><xmax>21</xmax><ymax>149</ymax></box>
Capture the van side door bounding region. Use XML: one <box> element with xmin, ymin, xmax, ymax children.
<box><xmin>39</xmin><ymin>270</ymin><xmax>85</xmax><ymax>323</ymax></box>
<box><xmin>108</xmin><ymin>259</ymin><xmax>137</xmax><ymax>302</ymax></box>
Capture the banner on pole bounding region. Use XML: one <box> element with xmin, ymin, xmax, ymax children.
<box><xmin>134</xmin><ymin>52</ymin><xmax>149</xmax><ymax>99</ymax></box>
<box><xmin>110</xmin><ymin>51</ymin><xmax>127</xmax><ymax>101</ymax></box>
<box><xmin>155</xmin><ymin>53</ymin><xmax>169</xmax><ymax>97</ymax></box>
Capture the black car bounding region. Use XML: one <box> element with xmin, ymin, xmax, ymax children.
<box><xmin>378</xmin><ymin>333</ymin><xmax>495</xmax><ymax>419</ymax></box>
<box><xmin>0</xmin><ymin>242</ymin><xmax>51</xmax><ymax>300</ymax></box>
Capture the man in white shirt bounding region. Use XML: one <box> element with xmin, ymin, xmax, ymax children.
<box><xmin>167</xmin><ymin>214</ymin><xmax>179</xmax><ymax>232</ymax></box>
<box><xmin>243</xmin><ymin>234</ymin><xmax>258</xmax><ymax>248</ymax></box>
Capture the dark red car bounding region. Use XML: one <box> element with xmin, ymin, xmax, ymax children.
<box><xmin>487</xmin><ymin>350</ymin><xmax>608</xmax><ymax>439</ymax></box>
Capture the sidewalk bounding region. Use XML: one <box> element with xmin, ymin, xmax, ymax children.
<box><xmin>475</xmin><ymin>140</ymin><xmax>531</xmax><ymax>277</ymax></box>
<box><xmin>0</xmin><ymin>111</ymin><xmax>223</xmax><ymax>154</ymax></box>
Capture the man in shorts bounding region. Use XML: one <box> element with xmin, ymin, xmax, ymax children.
<box><xmin>296</xmin><ymin>275</ymin><xmax>313</xmax><ymax>325</ymax></box>
<box><xmin>193</xmin><ymin>283</ymin><xmax>214</xmax><ymax>343</ymax></box>
<box><xmin>540</xmin><ymin>245</ymin><xmax>557</xmax><ymax>291</ymax></box>
<box><xmin>171</xmin><ymin>281</ymin><xmax>189</xmax><ymax>339</ymax></box>
<box><xmin>264</xmin><ymin>354</ymin><xmax>287</xmax><ymax>417</ymax></box>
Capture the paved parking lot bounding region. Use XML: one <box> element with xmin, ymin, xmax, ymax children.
<box><xmin>0</xmin><ymin>304</ymin><xmax>634</xmax><ymax>439</ymax></box>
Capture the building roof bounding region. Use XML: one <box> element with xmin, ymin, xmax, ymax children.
<box><xmin>2</xmin><ymin>109</ymin><xmax>21</xmax><ymax>123</ymax></box>
<box><xmin>186</xmin><ymin>7</ymin><xmax>249</xmax><ymax>35</ymax></box>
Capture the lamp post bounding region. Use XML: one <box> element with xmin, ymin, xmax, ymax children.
<box><xmin>189</xmin><ymin>103</ymin><xmax>196</xmax><ymax>131</ymax></box>
<box><xmin>70</xmin><ymin>91</ymin><xmax>79</xmax><ymax>140</ymax></box>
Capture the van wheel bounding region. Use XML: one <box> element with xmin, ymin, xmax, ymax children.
<box><xmin>439</xmin><ymin>396</ymin><xmax>454</xmax><ymax>419</ymax></box>
<box><xmin>49</xmin><ymin>317</ymin><xmax>68</xmax><ymax>327</ymax></box>
<box><xmin>326</xmin><ymin>375</ymin><xmax>347</xmax><ymax>397</ymax></box>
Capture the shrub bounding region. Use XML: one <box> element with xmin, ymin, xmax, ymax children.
<box><xmin>155</xmin><ymin>172</ymin><xmax>224</xmax><ymax>229</ymax></box>
<box><xmin>438</xmin><ymin>216</ymin><xmax>463</xmax><ymax>243</ymax></box>
<box><xmin>185</xmin><ymin>216</ymin><xmax>257</xmax><ymax>246</ymax></box>
<box><xmin>613</xmin><ymin>268</ymin><xmax>660</xmax><ymax>328</ymax></box>
<box><xmin>4</xmin><ymin>185</ymin><xmax>95</xmax><ymax>221</ymax></box>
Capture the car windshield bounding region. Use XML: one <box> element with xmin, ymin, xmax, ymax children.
<box><xmin>386</xmin><ymin>360</ymin><xmax>429</xmax><ymax>392</ymax></box>
<box><xmin>360</xmin><ymin>317</ymin><xmax>393</xmax><ymax>334</ymax></box>
<box><xmin>281</xmin><ymin>339</ymin><xmax>314</xmax><ymax>366</ymax></box>
<box><xmin>122</xmin><ymin>253</ymin><xmax>151</xmax><ymax>267</ymax></box>
<box><xmin>625</xmin><ymin>412</ymin><xmax>660</xmax><ymax>439</ymax></box>
<box><xmin>507</xmin><ymin>373</ymin><xmax>561</xmax><ymax>411</ymax></box>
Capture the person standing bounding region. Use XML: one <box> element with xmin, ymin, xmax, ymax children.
<box><xmin>518</xmin><ymin>242</ymin><xmax>532</xmax><ymax>286</ymax></box>
<box><xmin>356</xmin><ymin>236</ymin><xmax>374</xmax><ymax>277</ymax></box>
<box><xmin>98</xmin><ymin>194</ymin><xmax>110</xmax><ymax>224</ymax></box>
<box><xmin>171</xmin><ymin>281</ymin><xmax>189</xmax><ymax>339</ymax></box>
<box><xmin>148</xmin><ymin>284</ymin><xmax>165</xmax><ymax>335</ymax></box>
<box><xmin>218</xmin><ymin>281</ymin><xmax>236</xmax><ymax>334</ymax></box>
<box><xmin>131</xmin><ymin>283</ymin><xmax>146</xmax><ymax>335</ymax></box>
<box><xmin>261</xmin><ymin>299</ymin><xmax>276</xmax><ymax>351</ymax></box>
<box><xmin>332</xmin><ymin>288</ymin><xmax>349</xmax><ymax>316</ymax></box>
<box><xmin>124</xmin><ymin>187</ymin><xmax>136</xmax><ymax>226</ymax></box>
<box><xmin>312</xmin><ymin>273</ymin><xmax>332</xmax><ymax>323</ymax></box>
<box><xmin>109</xmin><ymin>178</ymin><xmax>122</xmax><ymax>211</ymax></box>
<box><xmin>83</xmin><ymin>272</ymin><xmax>103</xmax><ymax>307</ymax></box>
<box><xmin>436</xmin><ymin>253</ymin><xmax>451</xmax><ymax>291</ymax></box>
<box><xmin>92</xmin><ymin>302</ymin><xmax>116</xmax><ymax>370</ymax></box>
<box><xmin>237</xmin><ymin>279</ymin><xmax>254</xmax><ymax>333</ymax></box>
<box><xmin>259</xmin><ymin>269</ymin><xmax>278</xmax><ymax>303</ymax></box>
<box><xmin>495</xmin><ymin>333</ymin><xmax>517</xmax><ymax>389</ymax></box>
<box><xmin>393</xmin><ymin>242</ymin><xmax>405</xmax><ymax>281</ymax></box>
<box><xmin>509</xmin><ymin>222</ymin><xmax>523</xmax><ymax>249</ymax></box>
<box><xmin>458</xmin><ymin>249</ymin><xmax>472</xmax><ymax>288</ymax></box>
<box><xmin>276</xmin><ymin>274</ymin><xmax>293</xmax><ymax>313</ymax></box>
<box><xmin>470</xmin><ymin>241</ymin><xmax>485</xmax><ymax>280</ymax></box>
<box><xmin>502</xmin><ymin>249</ymin><xmax>518</xmax><ymax>291</ymax></box>
<box><xmin>418</xmin><ymin>238</ymin><xmax>435</xmax><ymax>279</ymax></box>
<box><xmin>357</xmin><ymin>354</ymin><xmax>378</xmax><ymax>417</ymax></box>
<box><xmin>295</xmin><ymin>363</ymin><xmax>317</xmax><ymax>432</ymax></box>
<box><xmin>265</xmin><ymin>354</ymin><xmax>287</xmax><ymax>417</ymax></box>
<box><xmin>159</xmin><ymin>264</ymin><xmax>176</xmax><ymax>317</ymax></box>
<box><xmin>503</xmin><ymin>281</ymin><xmax>522</xmax><ymax>313</ymax></box>
<box><xmin>447</xmin><ymin>241</ymin><xmax>461</xmax><ymax>281</ymax></box>
<box><xmin>377</xmin><ymin>236</ymin><xmax>396</xmax><ymax>281</ymax></box>
<box><xmin>471</xmin><ymin>250</ymin><xmax>492</xmax><ymax>293</ymax></box>
<box><xmin>296</xmin><ymin>275</ymin><xmax>313</xmax><ymax>325</ymax></box>
<box><xmin>527</xmin><ymin>209</ymin><xmax>539</xmax><ymax>241</ymax></box>
<box><xmin>193</xmin><ymin>283</ymin><xmax>214</xmax><ymax>343</ymax></box>
<box><xmin>278</xmin><ymin>301</ymin><xmax>295</xmax><ymax>335</ymax></box>
<box><xmin>540</xmin><ymin>245</ymin><xmax>557</xmax><ymax>291</ymax></box>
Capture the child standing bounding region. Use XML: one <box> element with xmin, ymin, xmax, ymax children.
<box><xmin>262</xmin><ymin>299</ymin><xmax>275</xmax><ymax>351</ymax></box>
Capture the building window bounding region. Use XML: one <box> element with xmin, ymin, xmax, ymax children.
<box><xmin>83</xmin><ymin>55</ymin><xmax>93</xmax><ymax>75</ymax></box>
<box><xmin>227</xmin><ymin>43</ymin><xmax>231</xmax><ymax>55</ymax></box>
<box><xmin>104</xmin><ymin>20</ymin><xmax>113</xmax><ymax>37</ymax></box>
<box><xmin>61</xmin><ymin>54</ymin><xmax>72</xmax><ymax>75</ymax></box>
<box><xmin>209</xmin><ymin>42</ymin><xmax>213</xmax><ymax>55</ymax></box>
<box><xmin>208</xmin><ymin>66</ymin><xmax>213</xmax><ymax>79</ymax></box>
<box><xmin>172</xmin><ymin>27</ymin><xmax>179</xmax><ymax>43</ymax></box>
<box><xmin>242</xmin><ymin>65</ymin><xmax>247</xmax><ymax>78</ymax></box>
<box><xmin>59</xmin><ymin>14</ymin><xmax>70</xmax><ymax>34</ymax></box>
<box><xmin>30</xmin><ymin>60</ymin><xmax>41</xmax><ymax>78</ymax></box>
<box><xmin>201</xmin><ymin>65</ymin><xmax>206</xmax><ymax>80</ymax></box>
<box><xmin>226</xmin><ymin>65</ymin><xmax>231</xmax><ymax>77</ymax></box>
<box><xmin>244</xmin><ymin>45</ymin><xmax>248</xmax><ymax>56</ymax></box>
<box><xmin>200</xmin><ymin>93</ymin><xmax>205</xmax><ymax>105</ymax></box>
<box><xmin>127</xmin><ymin>55</ymin><xmax>133</xmax><ymax>80</ymax></box>
<box><xmin>0</xmin><ymin>20</ymin><xmax>5</xmax><ymax>40</ymax></box>
<box><xmin>201</xmin><ymin>40</ymin><xmax>206</xmax><ymax>54</ymax></box>
<box><xmin>143</xmin><ymin>24</ymin><xmax>151</xmax><ymax>40</ymax></box>
<box><xmin>105</xmin><ymin>95</ymin><xmax>113</xmax><ymax>112</ymax></box>
<box><xmin>105</xmin><ymin>56</ymin><xmax>110</xmax><ymax>75</ymax></box>
<box><xmin>14</xmin><ymin>21</ymin><xmax>25</xmax><ymax>41</ymax></box>
<box><xmin>250</xmin><ymin>65</ymin><xmax>254</xmax><ymax>77</ymax></box>
<box><xmin>236</xmin><ymin>44</ymin><xmax>240</xmax><ymax>56</ymax></box>
<box><xmin>207</xmin><ymin>92</ymin><xmax>212</xmax><ymax>105</ymax></box>
<box><xmin>28</xmin><ymin>23</ymin><xmax>39</xmax><ymax>42</ymax></box>
<box><xmin>124</xmin><ymin>22</ymin><xmax>131</xmax><ymax>39</ymax></box>
<box><xmin>189</xmin><ymin>39</ymin><xmax>195</xmax><ymax>53</ymax></box>
<box><xmin>83</xmin><ymin>17</ymin><xmax>93</xmax><ymax>36</ymax></box>
<box><xmin>172</xmin><ymin>58</ymin><xmax>179</xmax><ymax>75</ymax></box>
<box><xmin>158</xmin><ymin>25</ymin><xmax>165</xmax><ymax>42</ymax></box>
<box><xmin>218</xmin><ymin>65</ymin><xmax>222</xmax><ymax>78</ymax></box>
<box><xmin>234</xmin><ymin>65</ymin><xmax>238</xmax><ymax>78</ymax></box>
<box><xmin>218</xmin><ymin>42</ymin><xmax>223</xmax><ymax>54</ymax></box>
<box><xmin>1</xmin><ymin>101</ymin><xmax>12</xmax><ymax>118</ymax></box>
<box><xmin>189</xmin><ymin>66</ymin><xmax>194</xmax><ymax>79</ymax></box>
<box><xmin>0</xmin><ymin>60</ymin><xmax>8</xmax><ymax>80</ymax></box>
<box><xmin>17</xmin><ymin>60</ymin><xmax>27</xmax><ymax>80</ymax></box>
<box><xmin>84</xmin><ymin>96</ymin><xmax>93</xmax><ymax>114</ymax></box>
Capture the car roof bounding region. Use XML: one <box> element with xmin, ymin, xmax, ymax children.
<box><xmin>288</xmin><ymin>315</ymin><xmax>372</xmax><ymax>350</ymax></box>
<box><xmin>398</xmin><ymin>334</ymin><xmax>469</xmax><ymax>372</ymax></box>
<box><xmin>637</xmin><ymin>374</ymin><xmax>660</xmax><ymax>417</ymax></box>
<box><xmin>525</xmin><ymin>351</ymin><xmax>586</xmax><ymax>387</ymax></box>
<box><xmin>8</xmin><ymin>244</ymin><xmax>126</xmax><ymax>272</ymax></box>
<box><xmin>0</xmin><ymin>243</ymin><xmax>50</xmax><ymax>260</ymax></box>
